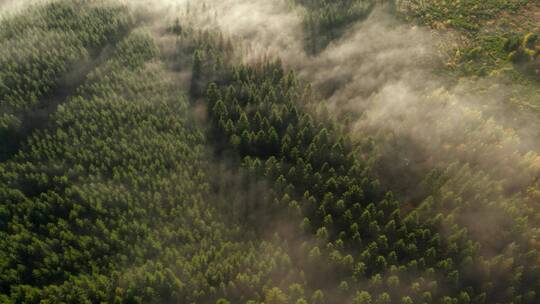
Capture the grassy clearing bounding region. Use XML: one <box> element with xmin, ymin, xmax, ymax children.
<box><xmin>402</xmin><ymin>0</ymin><xmax>540</xmax><ymax>111</ymax></box>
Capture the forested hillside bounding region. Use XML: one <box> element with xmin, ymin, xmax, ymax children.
<box><xmin>0</xmin><ymin>0</ymin><xmax>539</xmax><ymax>303</ymax></box>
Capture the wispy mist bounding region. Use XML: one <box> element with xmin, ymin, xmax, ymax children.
<box><xmin>142</xmin><ymin>0</ymin><xmax>540</xmax><ymax>251</ymax></box>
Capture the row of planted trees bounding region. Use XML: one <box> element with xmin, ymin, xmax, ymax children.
<box><xmin>201</xmin><ymin>60</ymin><xmax>539</xmax><ymax>303</ymax></box>
<box><xmin>0</xmin><ymin>0</ymin><xmax>132</xmax><ymax>160</ymax></box>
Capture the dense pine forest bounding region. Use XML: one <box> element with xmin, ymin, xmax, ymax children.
<box><xmin>0</xmin><ymin>0</ymin><xmax>539</xmax><ymax>303</ymax></box>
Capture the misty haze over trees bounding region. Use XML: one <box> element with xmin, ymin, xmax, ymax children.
<box><xmin>0</xmin><ymin>0</ymin><xmax>539</xmax><ymax>303</ymax></box>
